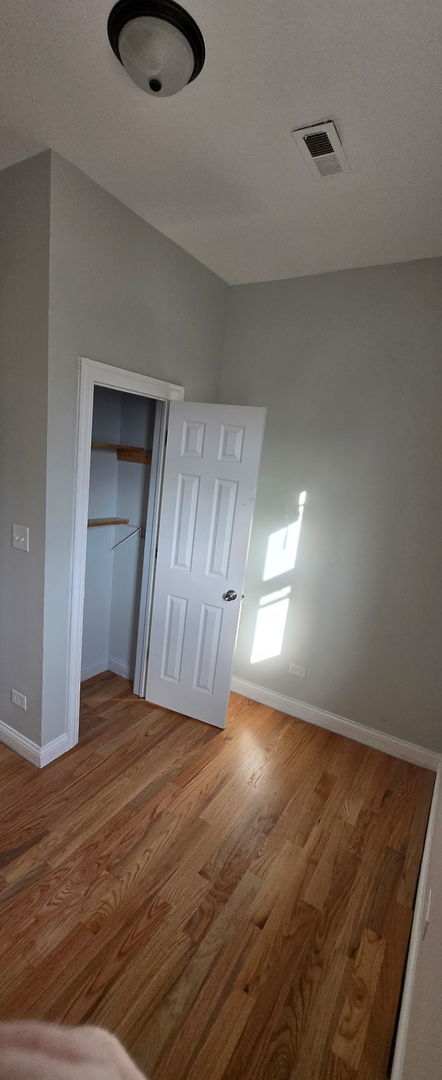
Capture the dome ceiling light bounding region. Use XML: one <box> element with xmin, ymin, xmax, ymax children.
<box><xmin>107</xmin><ymin>0</ymin><xmax>205</xmax><ymax>97</ymax></box>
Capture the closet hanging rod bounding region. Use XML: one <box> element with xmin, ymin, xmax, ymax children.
<box><xmin>111</xmin><ymin>526</ymin><xmax>141</xmax><ymax>551</ymax></box>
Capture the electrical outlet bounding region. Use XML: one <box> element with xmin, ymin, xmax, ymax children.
<box><xmin>289</xmin><ymin>663</ymin><xmax>306</xmax><ymax>679</ymax></box>
<box><xmin>11</xmin><ymin>689</ymin><xmax>27</xmax><ymax>710</ymax></box>
<box><xmin>12</xmin><ymin>524</ymin><xmax>30</xmax><ymax>552</ymax></box>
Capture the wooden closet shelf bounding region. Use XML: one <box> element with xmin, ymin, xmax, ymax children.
<box><xmin>88</xmin><ymin>518</ymin><xmax>130</xmax><ymax>528</ymax></box>
<box><xmin>91</xmin><ymin>442</ymin><xmax>152</xmax><ymax>465</ymax></box>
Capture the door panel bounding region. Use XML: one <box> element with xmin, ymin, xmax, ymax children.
<box><xmin>194</xmin><ymin>603</ymin><xmax>222</xmax><ymax>693</ymax></box>
<box><xmin>172</xmin><ymin>473</ymin><xmax>199</xmax><ymax>570</ymax></box>
<box><xmin>146</xmin><ymin>402</ymin><xmax>266</xmax><ymax>728</ymax></box>
<box><xmin>162</xmin><ymin>594</ymin><xmax>187</xmax><ymax>681</ymax></box>
<box><xmin>207</xmin><ymin>479</ymin><xmax>238</xmax><ymax>577</ymax></box>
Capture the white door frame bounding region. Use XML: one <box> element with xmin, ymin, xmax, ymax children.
<box><xmin>67</xmin><ymin>356</ymin><xmax>184</xmax><ymax>750</ymax></box>
<box><xmin>132</xmin><ymin>399</ymin><xmax>168</xmax><ymax>696</ymax></box>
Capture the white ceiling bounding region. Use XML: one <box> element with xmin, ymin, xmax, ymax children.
<box><xmin>1</xmin><ymin>0</ymin><xmax>441</xmax><ymax>284</ymax></box>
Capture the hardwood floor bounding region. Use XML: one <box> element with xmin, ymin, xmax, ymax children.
<box><xmin>0</xmin><ymin>672</ymin><xmax>434</xmax><ymax>1079</ymax></box>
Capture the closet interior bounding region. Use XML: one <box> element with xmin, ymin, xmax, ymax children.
<box><xmin>81</xmin><ymin>386</ymin><xmax>157</xmax><ymax>687</ymax></box>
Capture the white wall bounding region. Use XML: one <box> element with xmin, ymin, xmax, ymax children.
<box><xmin>220</xmin><ymin>258</ymin><xmax>442</xmax><ymax>750</ymax></box>
<box><xmin>42</xmin><ymin>151</ymin><xmax>227</xmax><ymax>743</ymax></box>
<box><xmin>0</xmin><ymin>152</ymin><xmax>50</xmax><ymax>743</ymax></box>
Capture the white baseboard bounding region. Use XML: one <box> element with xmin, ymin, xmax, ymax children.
<box><xmin>108</xmin><ymin>656</ymin><xmax>132</xmax><ymax>679</ymax></box>
<box><xmin>82</xmin><ymin>658</ymin><xmax>132</xmax><ymax>681</ymax></box>
<box><xmin>0</xmin><ymin>721</ymin><xmax>72</xmax><ymax>769</ymax></box>
<box><xmin>39</xmin><ymin>733</ymin><xmax>72</xmax><ymax>767</ymax></box>
<box><xmin>0</xmin><ymin>719</ymin><xmax>41</xmax><ymax>767</ymax></box>
<box><xmin>231</xmin><ymin>677</ymin><xmax>440</xmax><ymax>772</ymax></box>
<box><xmin>81</xmin><ymin>659</ymin><xmax>109</xmax><ymax>681</ymax></box>
<box><xmin>390</xmin><ymin>762</ymin><xmax>441</xmax><ymax>1078</ymax></box>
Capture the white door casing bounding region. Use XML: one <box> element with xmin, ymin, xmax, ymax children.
<box><xmin>66</xmin><ymin>357</ymin><xmax>184</xmax><ymax>753</ymax></box>
<box><xmin>133</xmin><ymin>400</ymin><xmax>167</xmax><ymax>696</ymax></box>
<box><xmin>146</xmin><ymin>402</ymin><xmax>266</xmax><ymax>728</ymax></box>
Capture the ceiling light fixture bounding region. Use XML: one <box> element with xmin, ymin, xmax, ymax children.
<box><xmin>107</xmin><ymin>0</ymin><xmax>205</xmax><ymax>97</ymax></box>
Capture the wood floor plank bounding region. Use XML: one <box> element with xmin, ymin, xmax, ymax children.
<box><xmin>184</xmin><ymin>988</ymin><xmax>254</xmax><ymax>1080</ymax></box>
<box><xmin>397</xmin><ymin>766</ymin><xmax>435</xmax><ymax>905</ymax></box>
<box><xmin>303</xmin><ymin>817</ymin><xmax>354</xmax><ymax>911</ymax></box>
<box><xmin>338</xmin><ymin>749</ymin><xmax>388</xmax><ymax>827</ymax></box>
<box><xmin>135</xmin><ymin>872</ymin><xmax>260</xmax><ymax>1071</ymax></box>
<box><xmin>223</xmin><ymin>904</ymin><xmax>318</xmax><ymax>1080</ymax></box>
<box><xmin>332</xmin><ymin>930</ymin><xmax>386</xmax><ymax>1071</ymax></box>
<box><xmin>359</xmin><ymin>902</ymin><xmax>412</xmax><ymax>1077</ymax></box>
<box><xmin>0</xmin><ymin>674</ymin><xmax>434</xmax><ymax>1080</ymax></box>
<box><xmin>153</xmin><ymin>920</ymin><xmax>260</xmax><ymax>1080</ymax></box>
<box><xmin>291</xmin><ymin>948</ymin><xmax>353</xmax><ymax>1079</ymax></box>
<box><xmin>46</xmin><ymin>891</ymin><xmax>173</xmax><ymax>1026</ymax></box>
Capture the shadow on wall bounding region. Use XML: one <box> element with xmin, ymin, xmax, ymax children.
<box><xmin>250</xmin><ymin>490</ymin><xmax>306</xmax><ymax>664</ymax></box>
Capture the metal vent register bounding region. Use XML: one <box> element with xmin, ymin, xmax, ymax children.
<box><xmin>292</xmin><ymin>121</ymin><xmax>350</xmax><ymax>178</ymax></box>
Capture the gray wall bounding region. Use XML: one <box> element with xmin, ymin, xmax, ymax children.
<box><xmin>42</xmin><ymin>151</ymin><xmax>227</xmax><ymax>743</ymax></box>
<box><xmin>220</xmin><ymin>259</ymin><xmax>442</xmax><ymax>749</ymax></box>
<box><xmin>0</xmin><ymin>153</ymin><xmax>50</xmax><ymax>742</ymax></box>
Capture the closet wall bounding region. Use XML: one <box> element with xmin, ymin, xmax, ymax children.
<box><xmin>81</xmin><ymin>387</ymin><xmax>156</xmax><ymax>682</ymax></box>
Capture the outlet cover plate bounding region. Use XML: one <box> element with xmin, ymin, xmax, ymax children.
<box><xmin>12</xmin><ymin>525</ymin><xmax>30</xmax><ymax>552</ymax></box>
<box><xmin>11</xmin><ymin>689</ymin><xmax>27</xmax><ymax>710</ymax></box>
<box><xmin>289</xmin><ymin>663</ymin><xmax>306</xmax><ymax>679</ymax></box>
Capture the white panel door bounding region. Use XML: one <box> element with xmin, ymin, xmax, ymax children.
<box><xmin>146</xmin><ymin>402</ymin><xmax>266</xmax><ymax>728</ymax></box>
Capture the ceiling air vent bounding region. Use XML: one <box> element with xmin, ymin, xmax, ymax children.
<box><xmin>291</xmin><ymin>121</ymin><xmax>349</xmax><ymax>179</ymax></box>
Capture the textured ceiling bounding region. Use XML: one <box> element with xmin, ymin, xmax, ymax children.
<box><xmin>1</xmin><ymin>0</ymin><xmax>441</xmax><ymax>283</ymax></box>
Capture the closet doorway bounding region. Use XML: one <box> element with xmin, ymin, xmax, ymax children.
<box><xmin>68</xmin><ymin>357</ymin><xmax>184</xmax><ymax>749</ymax></box>
<box><xmin>81</xmin><ymin>386</ymin><xmax>159</xmax><ymax>696</ymax></box>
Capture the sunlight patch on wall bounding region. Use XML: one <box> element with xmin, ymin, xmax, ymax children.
<box><xmin>263</xmin><ymin>491</ymin><xmax>307</xmax><ymax>582</ymax></box>
<box><xmin>250</xmin><ymin>586</ymin><xmax>291</xmax><ymax>664</ymax></box>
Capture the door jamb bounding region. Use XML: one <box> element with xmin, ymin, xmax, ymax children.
<box><xmin>133</xmin><ymin>399</ymin><xmax>168</xmax><ymax>696</ymax></box>
<box><xmin>67</xmin><ymin>356</ymin><xmax>184</xmax><ymax>751</ymax></box>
